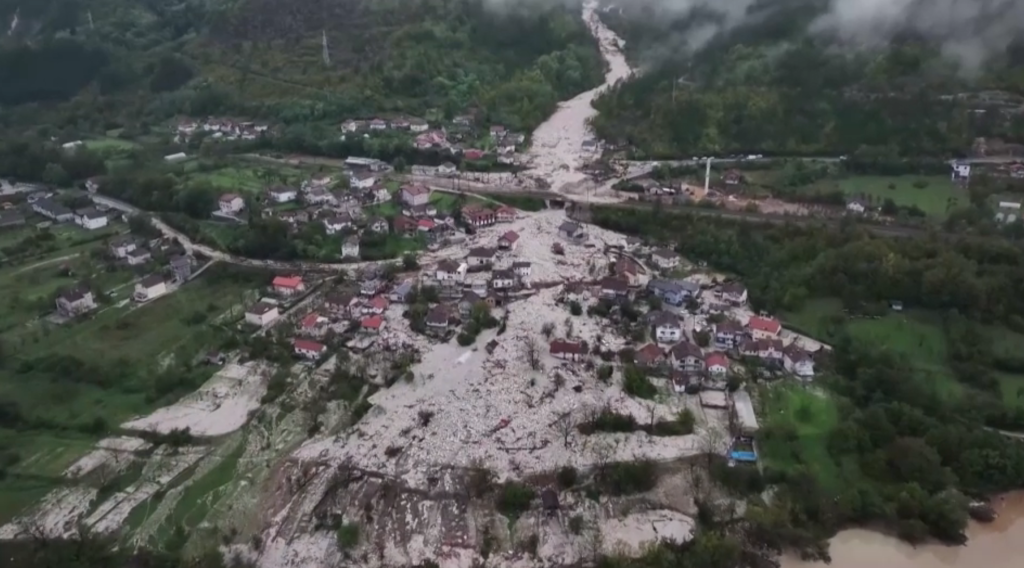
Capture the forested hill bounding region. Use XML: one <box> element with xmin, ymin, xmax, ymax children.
<box><xmin>0</xmin><ymin>0</ymin><xmax>603</xmax><ymax>132</ymax></box>
<box><xmin>592</xmin><ymin>0</ymin><xmax>1024</xmax><ymax>159</ymax></box>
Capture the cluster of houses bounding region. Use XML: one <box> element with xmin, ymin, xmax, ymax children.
<box><xmin>29</xmin><ymin>196</ymin><xmax>111</xmax><ymax>231</ymax></box>
<box><xmin>339</xmin><ymin>115</ymin><xmax>524</xmax><ymax>163</ymax></box>
<box><xmin>174</xmin><ymin>118</ymin><xmax>270</xmax><ymax>143</ymax></box>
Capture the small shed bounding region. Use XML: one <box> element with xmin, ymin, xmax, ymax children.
<box><xmin>541</xmin><ymin>488</ymin><xmax>560</xmax><ymax>516</ymax></box>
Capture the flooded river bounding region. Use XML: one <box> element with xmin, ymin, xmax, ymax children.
<box><xmin>523</xmin><ymin>0</ymin><xmax>633</xmax><ymax>198</ymax></box>
<box><xmin>782</xmin><ymin>493</ymin><xmax>1024</xmax><ymax>568</ymax></box>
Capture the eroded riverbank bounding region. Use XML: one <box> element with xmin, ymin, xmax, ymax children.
<box><xmin>783</xmin><ymin>493</ymin><xmax>1024</xmax><ymax>568</ymax></box>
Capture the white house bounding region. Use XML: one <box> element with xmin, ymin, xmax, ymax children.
<box><xmin>75</xmin><ymin>208</ymin><xmax>108</xmax><ymax>231</ymax></box>
<box><xmin>409</xmin><ymin>118</ymin><xmax>429</xmax><ymax>133</ymax></box>
<box><xmin>437</xmin><ymin>162</ymin><xmax>457</xmax><ymax>176</ymax></box>
<box><xmin>951</xmin><ymin>162</ymin><xmax>971</xmax><ymax>182</ymax></box>
<box><xmin>164</xmin><ymin>152</ymin><xmax>188</xmax><ymax>162</ymax></box>
<box><xmin>372</xmin><ymin>185</ymin><xmax>391</xmax><ymax>204</ymax></box>
<box><xmin>55</xmin><ymin>285</ymin><xmax>97</xmax><ymax>317</ymax></box>
<box><xmin>268</xmin><ymin>186</ymin><xmax>298</xmax><ymax>203</ymax></box>
<box><xmin>846</xmin><ymin>200</ymin><xmax>866</xmax><ymax>214</ymax></box>
<box><xmin>342</xmin><ymin>236</ymin><xmax>360</xmax><ymax>259</ymax></box>
<box><xmin>512</xmin><ymin>261</ymin><xmax>532</xmax><ymax>279</ymax></box>
<box><xmin>651</xmin><ymin>249</ymin><xmax>680</xmax><ymax>270</ymax></box>
<box><xmin>435</xmin><ymin>259</ymin><xmax>467</xmax><ymax>282</ymax></box>
<box><xmin>466</xmin><ymin>247</ymin><xmax>496</xmax><ymax>267</ymax></box>
<box><xmin>747</xmin><ymin>316</ymin><xmax>782</xmax><ymax>340</ymax></box>
<box><xmin>718</xmin><ymin>282</ymin><xmax>748</xmax><ymax>305</ymax></box>
<box><xmin>273</xmin><ymin>276</ymin><xmax>305</xmax><ymax>296</ymax></box>
<box><xmin>670</xmin><ymin>341</ymin><xmax>704</xmax><ymax>373</ymax></box>
<box><xmin>245</xmin><ymin>302</ymin><xmax>280</xmax><ymax>326</ymax></box>
<box><xmin>109</xmin><ymin>236</ymin><xmax>137</xmax><ymax>259</ymax></box>
<box><xmin>705</xmin><ymin>352</ymin><xmax>729</xmax><ymax>376</ymax></box>
<box><xmin>219</xmin><ymin>193</ymin><xmax>245</xmax><ymax>215</ymax></box>
<box><xmin>650</xmin><ymin>311</ymin><xmax>683</xmax><ymax>343</ymax></box>
<box><xmin>491</xmin><ymin>269</ymin><xmax>516</xmax><ymax>290</ymax></box>
<box><xmin>401</xmin><ymin>184</ymin><xmax>431</xmax><ymax>206</ymax></box>
<box><xmin>324</xmin><ymin>215</ymin><xmax>353</xmax><ymax>235</ymax></box>
<box><xmin>126</xmin><ymin>248</ymin><xmax>152</xmax><ymax>266</ymax></box>
<box><xmin>498</xmin><ymin>231</ymin><xmax>520</xmax><ymax>251</ymax></box>
<box><xmin>134</xmin><ymin>274</ymin><xmax>167</xmax><ymax>302</ymax></box>
<box><xmin>784</xmin><ymin>345</ymin><xmax>815</xmax><ymax>378</ymax></box>
<box><xmin>351</xmin><ymin>172</ymin><xmax>377</xmax><ymax>189</ymax></box>
<box><xmin>294</xmin><ymin>339</ymin><xmax>327</xmax><ymax>359</ymax></box>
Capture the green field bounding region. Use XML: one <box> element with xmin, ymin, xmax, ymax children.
<box><xmin>835</xmin><ymin>175</ymin><xmax>965</xmax><ymax>218</ymax></box>
<box><xmin>186</xmin><ymin>163</ymin><xmax>308</xmax><ymax>195</ymax></box>
<box><xmin>83</xmin><ymin>137</ymin><xmax>140</xmax><ymax>153</ymax></box>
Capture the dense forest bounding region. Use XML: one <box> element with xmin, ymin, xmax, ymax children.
<box><xmin>592</xmin><ymin>0</ymin><xmax>1024</xmax><ymax>158</ymax></box>
<box><xmin>0</xmin><ymin>0</ymin><xmax>603</xmax><ymax>134</ymax></box>
<box><xmin>591</xmin><ymin>205</ymin><xmax>1024</xmax><ymax>553</ymax></box>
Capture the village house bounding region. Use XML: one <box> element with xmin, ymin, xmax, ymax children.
<box><xmin>342</xmin><ymin>236</ymin><xmax>360</xmax><ymax>259</ymax></box>
<box><xmin>495</xmin><ymin>206</ymin><xmax>517</xmax><ymax>223</ymax></box>
<box><xmin>614</xmin><ymin>256</ymin><xmax>642</xmax><ymax>287</ymax></box>
<box><xmin>367</xmin><ymin>217</ymin><xmax>389</xmax><ymax>234</ymax></box>
<box><xmin>705</xmin><ymin>352</ymin><xmax>729</xmax><ymax>376</ymax></box>
<box><xmin>219</xmin><ymin>193</ymin><xmax>245</xmax><ymax>215</ymax></box>
<box><xmin>498</xmin><ymin>230</ymin><xmax>520</xmax><ymax>251</ymax></box>
<box><xmin>670</xmin><ymin>341</ymin><xmax>705</xmax><ymax>373</ymax></box>
<box><xmin>245</xmin><ymin>302</ymin><xmax>280</xmax><ymax>326</ymax></box>
<box><xmin>426</xmin><ymin>304</ymin><xmax>458</xmax><ymax>332</ymax></box>
<box><xmin>599</xmin><ymin>276</ymin><xmax>630</xmax><ymax>300</ymax></box>
<box><xmin>393</xmin><ymin>215</ymin><xmax>418</xmax><ymax>235</ymax></box>
<box><xmin>169</xmin><ymin>255</ymin><xmax>193</xmax><ymax>282</ymax></box>
<box><xmin>300</xmin><ymin>312</ymin><xmax>330</xmax><ymax>336</ymax></box>
<box><xmin>409</xmin><ymin>118</ymin><xmax>429</xmax><ymax>132</ymax></box>
<box><xmin>406</xmin><ymin>203</ymin><xmax>439</xmax><ymax>218</ymax></box>
<box><xmin>351</xmin><ymin>171</ymin><xmax>377</xmax><ymax>190</ymax></box>
<box><xmin>437</xmin><ymin>162</ymin><xmax>457</xmax><ymax>176</ymax></box>
<box><xmin>126</xmin><ymin>248</ymin><xmax>152</xmax><ymax>266</ymax></box>
<box><xmin>367</xmin><ymin>185</ymin><xmax>391</xmax><ymax>204</ymax></box>
<box><xmin>323</xmin><ymin>215</ymin><xmax>353</xmax><ymax>235</ymax></box>
<box><xmin>550</xmin><ymin>339</ymin><xmax>587</xmax><ymax>362</ymax></box>
<box><xmin>558</xmin><ymin>221</ymin><xmax>584</xmax><ymax>241</ymax></box>
<box><xmin>369</xmin><ymin>118</ymin><xmax>388</xmax><ymax>131</ymax></box>
<box><xmin>714</xmin><ymin>319</ymin><xmax>746</xmax><ymax>349</ymax></box>
<box><xmin>359</xmin><ymin>268</ymin><xmax>386</xmax><ymax>296</ymax></box>
<box><xmin>436</xmin><ymin>259</ymin><xmax>467</xmax><ymax>282</ymax></box>
<box><xmin>491</xmin><ymin>269</ymin><xmax>516</xmax><ymax>290</ymax></box>
<box><xmin>650</xmin><ymin>311</ymin><xmax>683</xmax><ymax>343</ymax></box>
<box><xmin>278</xmin><ymin>210</ymin><xmax>311</xmax><ymax>225</ymax></box>
<box><xmin>55</xmin><ymin>284</ymin><xmax>96</xmax><ymax>318</ymax></box>
<box><xmin>1010</xmin><ymin>164</ymin><xmax>1024</xmax><ymax>179</ymax></box>
<box><xmin>341</xmin><ymin>119</ymin><xmax>365</xmax><ymax>133</ymax></box>
<box><xmin>723</xmin><ymin>170</ymin><xmax>742</xmax><ymax>186</ymax></box>
<box><xmin>648</xmin><ymin>279</ymin><xmax>701</xmax><ymax>306</ymax></box>
<box><xmin>466</xmin><ymin>247</ymin><xmax>497</xmax><ymax>267</ymax></box>
<box><xmin>75</xmin><ymin>208</ymin><xmax>108</xmax><ymax>231</ymax></box>
<box><xmin>459</xmin><ymin>291</ymin><xmax>484</xmax><ymax>319</ymax></box>
<box><xmin>463</xmin><ymin>207</ymin><xmax>496</xmax><ymax>228</ymax></box>
<box><xmin>268</xmin><ymin>186</ymin><xmax>298</xmax><ymax>203</ymax></box>
<box><xmin>390</xmin><ymin>280</ymin><xmax>414</xmax><ymax>303</ymax></box>
<box><xmin>636</xmin><ymin>343</ymin><xmax>667</xmax><ymax>367</ymax></box>
<box><xmin>718</xmin><ymin>282</ymin><xmax>748</xmax><ymax>305</ymax></box>
<box><xmin>32</xmin><ymin>199</ymin><xmax>74</xmax><ymax>222</ymax></box>
<box><xmin>783</xmin><ymin>345</ymin><xmax>815</xmax><ymax>378</ymax></box>
<box><xmin>489</xmin><ymin>125</ymin><xmax>506</xmax><ymax>139</ymax></box>
<box><xmin>651</xmin><ymin>249</ymin><xmax>680</xmax><ymax>270</ymax></box>
<box><xmin>362</xmin><ymin>295</ymin><xmax>389</xmax><ymax>316</ymax></box>
<box><xmin>361</xmin><ymin>315</ymin><xmax>385</xmax><ymax>333</ymax></box>
<box><xmin>108</xmin><ymin>235</ymin><xmax>137</xmax><ymax>259</ymax></box>
<box><xmin>747</xmin><ymin>316</ymin><xmax>782</xmax><ymax>340</ymax></box>
<box><xmin>740</xmin><ymin>338</ymin><xmax>785</xmax><ymax>366</ymax></box>
<box><xmin>305</xmin><ymin>187</ymin><xmax>334</xmax><ymax>206</ymax></box>
<box><xmin>846</xmin><ymin>199</ymin><xmax>867</xmax><ymax>214</ymax></box>
<box><xmin>401</xmin><ymin>184</ymin><xmax>431</xmax><ymax>207</ymax></box>
<box><xmin>324</xmin><ymin>291</ymin><xmax>358</xmax><ymax>317</ymax></box>
<box><xmin>512</xmin><ymin>261</ymin><xmax>532</xmax><ymax>280</ymax></box>
<box><xmin>293</xmin><ymin>338</ymin><xmax>327</xmax><ymax>359</ymax></box>
<box><xmin>134</xmin><ymin>274</ymin><xmax>167</xmax><ymax>302</ymax></box>
<box><xmin>464</xmin><ymin>149</ymin><xmax>486</xmax><ymax>160</ymax></box>
<box><xmin>273</xmin><ymin>275</ymin><xmax>306</xmax><ymax>296</ymax></box>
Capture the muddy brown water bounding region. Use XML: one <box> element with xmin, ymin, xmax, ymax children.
<box><xmin>782</xmin><ymin>492</ymin><xmax>1024</xmax><ymax>568</ymax></box>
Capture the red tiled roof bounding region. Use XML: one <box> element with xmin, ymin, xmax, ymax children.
<box><xmin>402</xmin><ymin>184</ymin><xmax>429</xmax><ymax>196</ymax></box>
<box><xmin>368</xmin><ymin>296</ymin><xmax>389</xmax><ymax>310</ymax></box>
<box><xmin>301</xmin><ymin>313</ymin><xmax>320</xmax><ymax>328</ymax></box>
<box><xmin>636</xmin><ymin>343</ymin><xmax>664</xmax><ymax>364</ymax></box>
<box><xmin>705</xmin><ymin>352</ymin><xmax>728</xmax><ymax>368</ymax></box>
<box><xmin>550</xmin><ymin>340</ymin><xmax>586</xmax><ymax>355</ymax></box>
<box><xmin>418</xmin><ymin>219</ymin><xmax>436</xmax><ymax>229</ymax></box>
<box><xmin>293</xmin><ymin>339</ymin><xmax>325</xmax><ymax>352</ymax></box>
<box><xmin>500</xmin><ymin>231</ymin><xmax>519</xmax><ymax>243</ymax></box>
<box><xmin>747</xmin><ymin>316</ymin><xmax>781</xmax><ymax>334</ymax></box>
<box><xmin>273</xmin><ymin>276</ymin><xmax>303</xmax><ymax>289</ymax></box>
<box><xmin>362</xmin><ymin>315</ymin><xmax>383</xmax><ymax>329</ymax></box>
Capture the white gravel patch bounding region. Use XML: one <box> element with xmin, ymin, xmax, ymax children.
<box><xmin>64</xmin><ymin>436</ymin><xmax>152</xmax><ymax>479</ymax></box>
<box><xmin>599</xmin><ymin>509</ymin><xmax>696</xmax><ymax>555</ymax></box>
<box><xmin>121</xmin><ymin>362</ymin><xmax>272</xmax><ymax>436</ymax></box>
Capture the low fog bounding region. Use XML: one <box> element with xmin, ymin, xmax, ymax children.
<box><xmin>483</xmin><ymin>0</ymin><xmax>1024</xmax><ymax>69</ymax></box>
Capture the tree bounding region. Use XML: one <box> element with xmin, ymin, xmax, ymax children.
<box><xmin>42</xmin><ymin>163</ymin><xmax>69</xmax><ymax>186</ymax></box>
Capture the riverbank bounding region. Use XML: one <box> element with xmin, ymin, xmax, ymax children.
<box><xmin>783</xmin><ymin>492</ymin><xmax>1024</xmax><ymax>568</ymax></box>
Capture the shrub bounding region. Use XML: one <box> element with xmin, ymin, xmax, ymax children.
<box><xmin>336</xmin><ymin>522</ymin><xmax>360</xmax><ymax>550</ymax></box>
<box><xmin>569</xmin><ymin>301</ymin><xmax>583</xmax><ymax>316</ymax></box>
<box><xmin>599</xmin><ymin>460</ymin><xmax>659</xmax><ymax>495</ymax></box>
<box><xmin>596</xmin><ymin>364</ymin><xmax>614</xmax><ymax>383</ymax></box>
<box><xmin>496</xmin><ymin>482</ymin><xmax>535</xmax><ymax>520</ymax></box>
<box><xmin>557</xmin><ymin>465</ymin><xmax>579</xmax><ymax>488</ymax></box>
<box><xmin>676</xmin><ymin>408</ymin><xmax>696</xmax><ymax>434</ymax></box>
<box><xmin>623</xmin><ymin>366</ymin><xmax>657</xmax><ymax>399</ymax></box>
<box><xmin>456</xmin><ymin>331</ymin><xmax>476</xmax><ymax>346</ymax></box>
<box><xmin>568</xmin><ymin>514</ymin><xmax>585</xmax><ymax>535</ymax></box>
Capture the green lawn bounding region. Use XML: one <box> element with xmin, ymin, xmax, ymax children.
<box><xmin>835</xmin><ymin>175</ymin><xmax>965</xmax><ymax>218</ymax></box>
<box><xmin>758</xmin><ymin>383</ymin><xmax>859</xmax><ymax>491</ymax></box>
<box><xmin>187</xmin><ymin>163</ymin><xmax>308</xmax><ymax>195</ymax></box>
<box><xmin>83</xmin><ymin>137</ymin><xmax>140</xmax><ymax>153</ymax></box>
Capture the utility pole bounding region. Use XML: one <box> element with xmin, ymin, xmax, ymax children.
<box><xmin>321</xmin><ymin>30</ymin><xmax>330</xmax><ymax>65</ymax></box>
<box><xmin>704</xmin><ymin>157</ymin><xmax>712</xmax><ymax>194</ymax></box>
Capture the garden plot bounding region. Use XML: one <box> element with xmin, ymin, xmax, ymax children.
<box><xmin>64</xmin><ymin>436</ymin><xmax>153</xmax><ymax>479</ymax></box>
<box><xmin>296</xmin><ymin>286</ymin><xmax>729</xmax><ymax>481</ymax></box>
<box><xmin>85</xmin><ymin>445</ymin><xmax>210</xmax><ymax>535</ymax></box>
<box><xmin>121</xmin><ymin>362</ymin><xmax>272</xmax><ymax>436</ymax></box>
<box><xmin>0</xmin><ymin>486</ymin><xmax>98</xmax><ymax>539</ymax></box>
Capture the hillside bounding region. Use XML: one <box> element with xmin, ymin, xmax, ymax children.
<box><xmin>0</xmin><ymin>0</ymin><xmax>603</xmax><ymax>133</ymax></box>
<box><xmin>591</xmin><ymin>0</ymin><xmax>1024</xmax><ymax>159</ymax></box>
